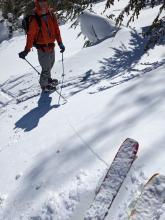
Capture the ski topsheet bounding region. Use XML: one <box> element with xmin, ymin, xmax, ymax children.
<box><xmin>129</xmin><ymin>173</ymin><xmax>165</xmax><ymax>220</ymax></box>
<box><xmin>84</xmin><ymin>138</ymin><xmax>139</xmax><ymax>220</ymax></box>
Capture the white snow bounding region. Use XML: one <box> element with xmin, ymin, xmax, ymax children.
<box><xmin>130</xmin><ymin>174</ymin><xmax>165</xmax><ymax>220</ymax></box>
<box><xmin>0</xmin><ymin>1</ymin><xmax>165</xmax><ymax>220</ymax></box>
<box><xmin>79</xmin><ymin>10</ymin><xmax>118</xmax><ymax>43</ymax></box>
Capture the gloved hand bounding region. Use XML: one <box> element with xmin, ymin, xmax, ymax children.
<box><xmin>19</xmin><ymin>50</ymin><xmax>29</xmax><ymax>59</ymax></box>
<box><xmin>58</xmin><ymin>42</ymin><xmax>65</xmax><ymax>53</ymax></box>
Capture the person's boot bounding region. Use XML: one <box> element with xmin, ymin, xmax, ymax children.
<box><xmin>48</xmin><ymin>78</ymin><xmax>58</xmax><ymax>86</ymax></box>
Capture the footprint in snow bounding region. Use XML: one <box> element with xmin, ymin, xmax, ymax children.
<box><xmin>15</xmin><ymin>173</ymin><xmax>22</xmax><ymax>180</ymax></box>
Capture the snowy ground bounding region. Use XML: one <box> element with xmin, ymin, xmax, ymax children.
<box><xmin>0</xmin><ymin>1</ymin><xmax>165</xmax><ymax>219</ymax></box>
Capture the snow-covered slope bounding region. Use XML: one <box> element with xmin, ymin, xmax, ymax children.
<box><xmin>0</xmin><ymin>1</ymin><xmax>165</xmax><ymax>220</ymax></box>
<box><xmin>0</xmin><ymin>22</ymin><xmax>84</xmax><ymax>84</ymax></box>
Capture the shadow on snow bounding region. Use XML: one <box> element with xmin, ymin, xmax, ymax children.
<box><xmin>65</xmin><ymin>30</ymin><xmax>165</xmax><ymax>95</ymax></box>
<box><xmin>4</xmin><ymin>30</ymin><xmax>165</xmax><ymax>218</ymax></box>
<box><xmin>15</xmin><ymin>92</ymin><xmax>59</xmax><ymax>132</ymax></box>
<box><xmin>14</xmin><ymin>30</ymin><xmax>165</xmax><ymax>132</ymax></box>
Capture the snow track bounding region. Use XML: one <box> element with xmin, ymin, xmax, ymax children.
<box><xmin>0</xmin><ymin>89</ymin><xmax>13</xmax><ymax>107</ymax></box>
<box><xmin>0</xmin><ymin>72</ymin><xmax>42</xmax><ymax>109</ymax></box>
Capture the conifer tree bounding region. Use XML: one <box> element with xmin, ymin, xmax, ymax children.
<box><xmin>105</xmin><ymin>0</ymin><xmax>165</xmax><ymax>48</ymax></box>
<box><xmin>1</xmin><ymin>0</ymin><xmax>165</xmax><ymax>48</ymax></box>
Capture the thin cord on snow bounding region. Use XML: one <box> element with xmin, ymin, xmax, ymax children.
<box><xmin>57</xmin><ymin>54</ymin><xmax>108</xmax><ymax>167</ymax></box>
<box><xmin>63</xmin><ymin>113</ymin><xmax>109</xmax><ymax>168</ymax></box>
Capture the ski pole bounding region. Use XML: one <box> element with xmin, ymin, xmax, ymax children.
<box><xmin>55</xmin><ymin>89</ymin><xmax>67</xmax><ymax>102</ymax></box>
<box><xmin>58</xmin><ymin>52</ymin><xmax>65</xmax><ymax>105</ymax></box>
<box><xmin>24</xmin><ymin>58</ymin><xmax>40</xmax><ymax>75</ymax></box>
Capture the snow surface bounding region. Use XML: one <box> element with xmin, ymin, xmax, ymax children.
<box><xmin>0</xmin><ymin>1</ymin><xmax>165</xmax><ymax>219</ymax></box>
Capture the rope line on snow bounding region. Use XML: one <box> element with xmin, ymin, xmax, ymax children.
<box><xmin>62</xmin><ymin>111</ymin><xmax>109</xmax><ymax>168</ymax></box>
<box><xmin>57</xmin><ymin>53</ymin><xmax>108</xmax><ymax>168</ymax></box>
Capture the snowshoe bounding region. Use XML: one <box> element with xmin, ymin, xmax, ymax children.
<box><xmin>41</xmin><ymin>84</ymin><xmax>57</xmax><ymax>92</ymax></box>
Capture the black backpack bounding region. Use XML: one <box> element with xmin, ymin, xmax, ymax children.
<box><xmin>22</xmin><ymin>14</ymin><xmax>42</xmax><ymax>34</ymax></box>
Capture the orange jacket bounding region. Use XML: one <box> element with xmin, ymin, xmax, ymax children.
<box><xmin>25</xmin><ymin>6</ymin><xmax>62</xmax><ymax>52</ymax></box>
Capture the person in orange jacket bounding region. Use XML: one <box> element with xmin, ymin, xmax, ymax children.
<box><xmin>19</xmin><ymin>0</ymin><xmax>65</xmax><ymax>92</ymax></box>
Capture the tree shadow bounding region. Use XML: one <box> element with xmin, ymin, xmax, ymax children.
<box><xmin>3</xmin><ymin>61</ymin><xmax>165</xmax><ymax>218</ymax></box>
<box><xmin>2</xmin><ymin>29</ymin><xmax>164</xmax><ymax>105</ymax></box>
<box><xmin>15</xmin><ymin>92</ymin><xmax>59</xmax><ymax>132</ymax></box>
<box><xmin>63</xmin><ymin>30</ymin><xmax>165</xmax><ymax>96</ymax></box>
<box><xmin>2</xmin><ymin>130</ymin><xmax>107</xmax><ymax>219</ymax></box>
<box><xmin>3</xmin><ymin>29</ymin><xmax>165</xmax><ymax>219</ymax></box>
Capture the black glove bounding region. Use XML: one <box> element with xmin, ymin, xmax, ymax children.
<box><xmin>19</xmin><ymin>50</ymin><xmax>29</xmax><ymax>59</ymax></box>
<box><xmin>58</xmin><ymin>42</ymin><xmax>65</xmax><ymax>53</ymax></box>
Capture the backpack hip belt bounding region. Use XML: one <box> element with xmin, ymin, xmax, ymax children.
<box><xmin>34</xmin><ymin>42</ymin><xmax>55</xmax><ymax>49</ymax></box>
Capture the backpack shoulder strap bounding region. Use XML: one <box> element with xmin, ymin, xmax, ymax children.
<box><xmin>34</xmin><ymin>13</ymin><xmax>42</xmax><ymax>31</ymax></box>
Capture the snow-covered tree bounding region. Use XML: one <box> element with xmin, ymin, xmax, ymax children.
<box><xmin>79</xmin><ymin>10</ymin><xmax>118</xmax><ymax>44</ymax></box>
<box><xmin>105</xmin><ymin>0</ymin><xmax>165</xmax><ymax>48</ymax></box>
